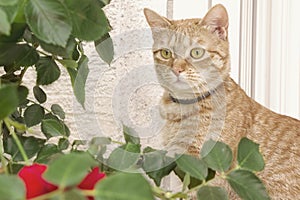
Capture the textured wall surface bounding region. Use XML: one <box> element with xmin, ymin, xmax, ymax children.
<box><xmin>23</xmin><ymin>0</ymin><xmax>168</xmax><ymax>147</ymax></box>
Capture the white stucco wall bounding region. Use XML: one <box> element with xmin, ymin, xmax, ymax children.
<box><xmin>23</xmin><ymin>0</ymin><xmax>168</xmax><ymax>146</ymax></box>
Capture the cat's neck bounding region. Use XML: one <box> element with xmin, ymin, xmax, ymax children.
<box><xmin>159</xmin><ymin>77</ymin><xmax>238</xmax><ymax>121</ymax></box>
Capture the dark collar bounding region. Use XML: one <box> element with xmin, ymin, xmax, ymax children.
<box><xmin>169</xmin><ymin>87</ymin><xmax>218</xmax><ymax>105</ymax></box>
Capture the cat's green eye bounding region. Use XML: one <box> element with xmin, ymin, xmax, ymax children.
<box><xmin>160</xmin><ymin>49</ymin><xmax>172</xmax><ymax>59</ymax></box>
<box><xmin>190</xmin><ymin>48</ymin><xmax>205</xmax><ymax>59</ymax></box>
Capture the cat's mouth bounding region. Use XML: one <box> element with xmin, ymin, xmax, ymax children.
<box><xmin>173</xmin><ymin>77</ymin><xmax>188</xmax><ymax>85</ymax></box>
<box><xmin>172</xmin><ymin>78</ymin><xmax>194</xmax><ymax>90</ymax></box>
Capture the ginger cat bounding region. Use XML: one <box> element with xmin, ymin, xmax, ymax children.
<box><xmin>144</xmin><ymin>4</ymin><xmax>300</xmax><ymax>200</ymax></box>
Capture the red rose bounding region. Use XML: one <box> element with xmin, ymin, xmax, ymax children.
<box><xmin>78</xmin><ymin>167</ymin><xmax>106</xmax><ymax>200</ymax></box>
<box><xmin>18</xmin><ymin>163</ymin><xmax>58</xmax><ymax>199</ymax></box>
<box><xmin>18</xmin><ymin>164</ymin><xmax>105</xmax><ymax>200</ymax></box>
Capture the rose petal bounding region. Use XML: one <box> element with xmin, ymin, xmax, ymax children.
<box><xmin>18</xmin><ymin>163</ymin><xmax>58</xmax><ymax>199</ymax></box>
<box><xmin>78</xmin><ymin>167</ymin><xmax>105</xmax><ymax>200</ymax></box>
<box><xmin>78</xmin><ymin>167</ymin><xmax>106</xmax><ymax>190</ymax></box>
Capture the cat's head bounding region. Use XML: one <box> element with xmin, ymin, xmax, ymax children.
<box><xmin>144</xmin><ymin>4</ymin><xmax>230</xmax><ymax>99</ymax></box>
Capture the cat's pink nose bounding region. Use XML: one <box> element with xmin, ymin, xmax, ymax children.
<box><xmin>172</xmin><ymin>59</ymin><xmax>186</xmax><ymax>76</ymax></box>
<box><xmin>172</xmin><ymin>67</ymin><xmax>184</xmax><ymax>76</ymax></box>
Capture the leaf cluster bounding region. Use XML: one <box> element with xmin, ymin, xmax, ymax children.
<box><xmin>0</xmin><ymin>0</ymin><xmax>113</xmax><ymax>173</ymax></box>
<box><xmin>0</xmin><ymin>122</ymin><xmax>270</xmax><ymax>200</ymax></box>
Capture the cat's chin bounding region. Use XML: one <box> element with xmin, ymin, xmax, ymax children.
<box><xmin>169</xmin><ymin>76</ymin><xmax>195</xmax><ymax>88</ymax></box>
<box><xmin>173</xmin><ymin>80</ymin><xmax>191</xmax><ymax>89</ymax></box>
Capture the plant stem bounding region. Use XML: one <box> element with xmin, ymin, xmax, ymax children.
<box><xmin>152</xmin><ymin>186</ymin><xmax>167</xmax><ymax>199</ymax></box>
<box><xmin>36</xmin><ymin>49</ymin><xmax>51</xmax><ymax>57</ymax></box>
<box><xmin>111</xmin><ymin>140</ymin><xmax>125</xmax><ymax>145</ymax></box>
<box><xmin>19</xmin><ymin>66</ymin><xmax>29</xmax><ymax>83</ymax></box>
<box><xmin>28</xmin><ymin>99</ymin><xmax>52</xmax><ymax>113</ymax></box>
<box><xmin>0</xmin><ymin>120</ymin><xmax>8</xmax><ymax>174</ymax></box>
<box><xmin>4</xmin><ymin>118</ymin><xmax>30</xmax><ymax>166</ymax></box>
<box><xmin>6</xmin><ymin>118</ymin><xmax>26</xmax><ymax>131</ymax></box>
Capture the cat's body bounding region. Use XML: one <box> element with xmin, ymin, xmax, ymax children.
<box><xmin>144</xmin><ymin>4</ymin><xmax>300</xmax><ymax>200</ymax></box>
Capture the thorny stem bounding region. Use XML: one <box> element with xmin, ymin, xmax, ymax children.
<box><xmin>4</xmin><ymin>118</ymin><xmax>30</xmax><ymax>166</ymax></box>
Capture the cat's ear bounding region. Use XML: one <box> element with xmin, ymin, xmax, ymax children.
<box><xmin>200</xmin><ymin>4</ymin><xmax>229</xmax><ymax>40</ymax></box>
<box><xmin>144</xmin><ymin>8</ymin><xmax>171</xmax><ymax>29</ymax></box>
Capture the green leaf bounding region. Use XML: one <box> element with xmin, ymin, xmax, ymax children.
<box><xmin>174</xmin><ymin>167</ymin><xmax>202</xmax><ymax>189</ymax></box>
<box><xmin>58</xmin><ymin>138</ymin><xmax>69</xmax><ymax>150</ymax></box>
<box><xmin>44</xmin><ymin>152</ymin><xmax>97</xmax><ymax>187</ymax></box>
<box><xmin>96</xmin><ymin>0</ymin><xmax>111</xmax><ymax>7</ymax></box>
<box><xmin>51</xmin><ymin>188</ymin><xmax>86</xmax><ymax>200</ymax></box>
<box><xmin>176</xmin><ymin>154</ymin><xmax>208</xmax><ymax>180</ymax></box>
<box><xmin>0</xmin><ymin>175</ymin><xmax>25</xmax><ymax>200</ymax></box>
<box><xmin>197</xmin><ymin>186</ymin><xmax>228</xmax><ymax>200</ymax></box>
<box><xmin>95</xmin><ymin>173</ymin><xmax>155</xmax><ymax>200</ymax></box>
<box><xmin>89</xmin><ymin>137</ymin><xmax>111</xmax><ymax>146</ymax></box>
<box><xmin>200</xmin><ymin>140</ymin><xmax>233</xmax><ymax>172</ymax></box>
<box><xmin>142</xmin><ymin>148</ymin><xmax>167</xmax><ymax>171</ymax></box>
<box><xmin>41</xmin><ymin>119</ymin><xmax>67</xmax><ymax>138</ymax></box>
<box><xmin>51</xmin><ymin>104</ymin><xmax>65</xmax><ymax>119</ymax></box>
<box><xmin>88</xmin><ymin>137</ymin><xmax>111</xmax><ymax>156</ymax></box>
<box><xmin>72</xmin><ymin>140</ymin><xmax>87</xmax><ymax>148</ymax></box>
<box><xmin>33</xmin><ymin>86</ymin><xmax>47</xmax><ymax>104</ymax></box>
<box><xmin>63</xmin><ymin>0</ymin><xmax>110</xmax><ymax>41</ymax></box>
<box><xmin>43</xmin><ymin>113</ymin><xmax>70</xmax><ymax>137</ymax></box>
<box><xmin>0</xmin><ymin>23</ymin><xmax>26</xmax><ymax>43</ymax></box>
<box><xmin>13</xmin><ymin>0</ymin><xmax>25</xmax><ymax>23</ymax></box>
<box><xmin>39</xmin><ymin>37</ymin><xmax>77</xmax><ymax>59</ymax></box>
<box><xmin>0</xmin><ymin>0</ymin><xmax>19</xmax><ymax>6</ymax></box>
<box><xmin>123</xmin><ymin>125</ymin><xmax>140</xmax><ymax>145</ymax></box>
<box><xmin>35</xmin><ymin>144</ymin><xmax>62</xmax><ymax>164</ymax></box>
<box><xmin>25</xmin><ymin>0</ymin><xmax>72</xmax><ymax>47</ymax></box>
<box><xmin>36</xmin><ymin>57</ymin><xmax>61</xmax><ymax>85</ymax></box>
<box><xmin>7</xmin><ymin>163</ymin><xmax>24</xmax><ymax>174</ymax></box>
<box><xmin>182</xmin><ymin>173</ymin><xmax>191</xmax><ymax>191</ymax></box>
<box><xmin>24</xmin><ymin>104</ymin><xmax>45</xmax><ymax>127</ymax></box>
<box><xmin>1</xmin><ymin>4</ymin><xmax>19</xmax><ymax>23</ymax></box>
<box><xmin>0</xmin><ymin>84</ymin><xmax>18</xmax><ymax>120</ymax></box>
<box><xmin>58</xmin><ymin>59</ymin><xmax>78</xmax><ymax>69</ymax></box>
<box><xmin>95</xmin><ymin>33</ymin><xmax>114</xmax><ymax>64</ymax></box>
<box><xmin>0</xmin><ymin>43</ymin><xmax>39</xmax><ymax>68</ymax></box>
<box><xmin>74</xmin><ymin>55</ymin><xmax>89</xmax><ymax>108</ymax></box>
<box><xmin>17</xmin><ymin>85</ymin><xmax>29</xmax><ymax>106</ymax></box>
<box><xmin>67</xmin><ymin>67</ymin><xmax>77</xmax><ymax>86</ymax></box>
<box><xmin>143</xmin><ymin>151</ymin><xmax>176</xmax><ymax>186</ymax></box>
<box><xmin>237</xmin><ymin>138</ymin><xmax>265</xmax><ymax>171</ymax></box>
<box><xmin>100</xmin><ymin>0</ymin><xmax>111</xmax><ymax>5</ymax></box>
<box><xmin>108</xmin><ymin>143</ymin><xmax>141</xmax><ymax>171</ymax></box>
<box><xmin>4</xmin><ymin>135</ymin><xmax>46</xmax><ymax>161</ymax></box>
<box><xmin>226</xmin><ymin>170</ymin><xmax>270</xmax><ymax>200</ymax></box>
<box><xmin>0</xmin><ymin>8</ymin><xmax>10</xmax><ymax>35</ymax></box>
